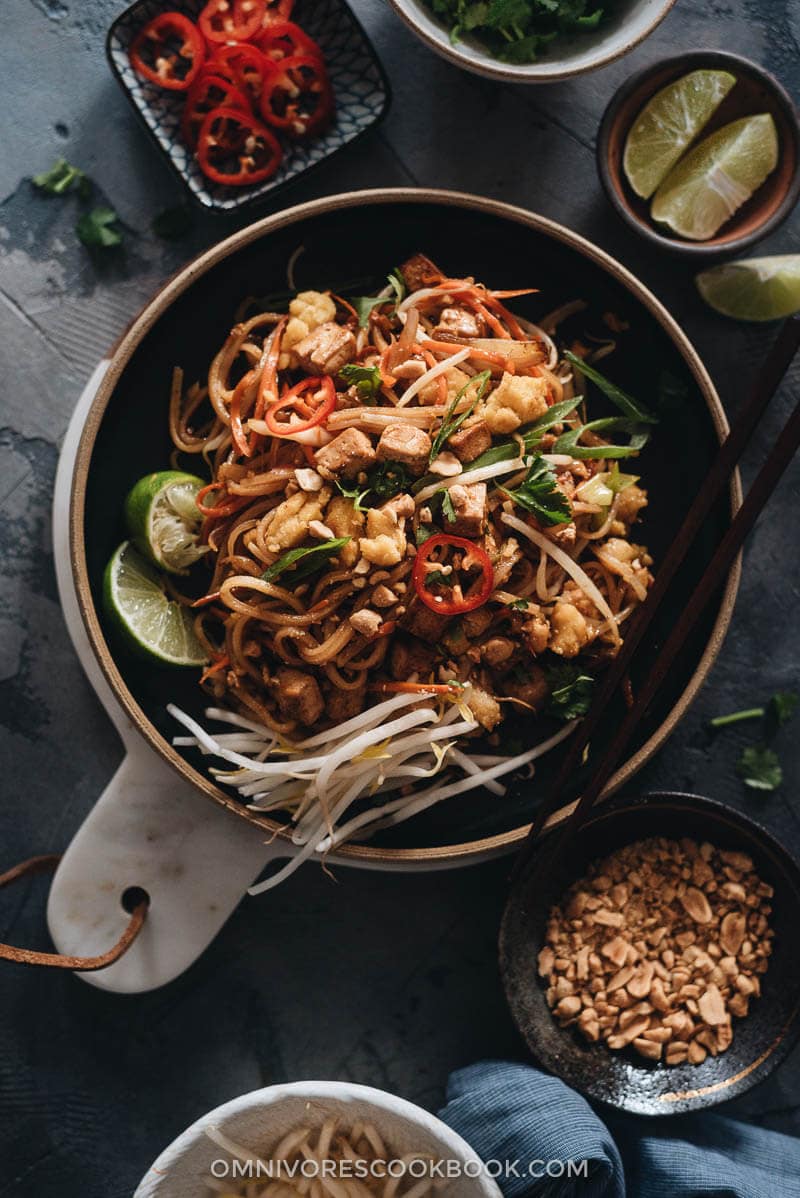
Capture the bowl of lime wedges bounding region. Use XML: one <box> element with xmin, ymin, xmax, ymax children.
<box><xmin>597</xmin><ymin>50</ymin><xmax>800</xmax><ymax>257</ymax></box>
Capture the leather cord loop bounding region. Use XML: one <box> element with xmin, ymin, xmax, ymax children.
<box><xmin>0</xmin><ymin>855</ymin><xmax>148</xmax><ymax>971</ymax></box>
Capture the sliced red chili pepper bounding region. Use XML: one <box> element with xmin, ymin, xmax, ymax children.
<box><xmin>412</xmin><ymin>534</ymin><xmax>494</xmax><ymax>615</ymax></box>
<box><xmin>129</xmin><ymin>12</ymin><xmax>206</xmax><ymax>92</ymax></box>
<box><xmin>198</xmin><ymin>0</ymin><xmax>265</xmax><ymax>44</ymax></box>
<box><xmin>260</xmin><ymin>54</ymin><xmax>334</xmax><ymax>139</ymax></box>
<box><xmin>260</xmin><ymin>0</ymin><xmax>295</xmax><ymax>25</ymax></box>
<box><xmin>265</xmin><ymin>376</ymin><xmax>336</xmax><ymax>436</ymax></box>
<box><xmin>181</xmin><ymin>72</ymin><xmax>249</xmax><ymax>147</ymax></box>
<box><xmin>196</xmin><ymin>107</ymin><xmax>283</xmax><ymax>187</ymax></box>
<box><xmin>254</xmin><ymin>20</ymin><xmax>323</xmax><ymax>64</ymax></box>
<box><xmin>211</xmin><ymin>43</ymin><xmax>270</xmax><ymax>106</ymax></box>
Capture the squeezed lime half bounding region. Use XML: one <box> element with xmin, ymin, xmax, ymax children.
<box><xmin>102</xmin><ymin>541</ymin><xmax>208</xmax><ymax>667</ymax></box>
<box><xmin>124</xmin><ymin>470</ymin><xmax>208</xmax><ymax>575</ymax></box>
<box><xmin>651</xmin><ymin>113</ymin><xmax>779</xmax><ymax>241</ymax></box>
<box><xmin>623</xmin><ymin>69</ymin><xmax>737</xmax><ymax>200</ymax></box>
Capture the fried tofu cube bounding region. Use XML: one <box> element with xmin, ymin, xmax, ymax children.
<box><xmin>376</xmin><ymin>424</ymin><xmax>432</xmax><ymax>476</ymax></box>
<box><xmin>400</xmin><ymin>252</ymin><xmax>441</xmax><ymax>292</ymax></box>
<box><xmin>293</xmin><ymin>321</ymin><xmax>357</xmax><ymax>377</ymax></box>
<box><xmin>315</xmin><ymin>429</ymin><xmax>376</xmax><ymax>480</ymax></box>
<box><xmin>446</xmin><ymin>482</ymin><xmax>487</xmax><ymax>537</ymax></box>
<box><xmin>447</xmin><ymin>417</ymin><xmax>492</xmax><ymax>463</ymax></box>
<box><xmin>433</xmin><ymin>306</ymin><xmax>484</xmax><ymax>340</ymax></box>
<box><xmin>274</xmin><ymin>668</ymin><xmax>324</xmax><ymax>726</ymax></box>
<box><xmin>482</xmin><ymin>372</ymin><xmax>549</xmax><ymax>434</ymax></box>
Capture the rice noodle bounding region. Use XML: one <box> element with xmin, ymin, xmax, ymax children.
<box><xmin>501</xmin><ymin>512</ymin><xmax>616</xmax><ymax>629</ymax></box>
<box><xmin>204</xmin><ymin>1117</ymin><xmax>444</xmax><ymax>1197</ymax></box>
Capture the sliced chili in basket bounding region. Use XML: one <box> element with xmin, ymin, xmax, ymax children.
<box><xmin>129</xmin><ymin>12</ymin><xmax>206</xmax><ymax>92</ymax></box>
<box><xmin>198</xmin><ymin>0</ymin><xmax>266</xmax><ymax>44</ymax></box>
<box><xmin>260</xmin><ymin>54</ymin><xmax>334</xmax><ymax>139</ymax></box>
<box><xmin>210</xmin><ymin>42</ymin><xmax>270</xmax><ymax>106</ymax></box>
<box><xmin>181</xmin><ymin>73</ymin><xmax>249</xmax><ymax>147</ymax></box>
<box><xmin>196</xmin><ymin>107</ymin><xmax>283</xmax><ymax>186</ymax></box>
<box><xmin>412</xmin><ymin>533</ymin><xmax>494</xmax><ymax>615</ymax></box>
<box><xmin>255</xmin><ymin>20</ymin><xmax>323</xmax><ymax>64</ymax></box>
<box><xmin>261</xmin><ymin>0</ymin><xmax>295</xmax><ymax>24</ymax></box>
<box><xmin>264</xmin><ymin>376</ymin><xmax>336</xmax><ymax>436</ymax></box>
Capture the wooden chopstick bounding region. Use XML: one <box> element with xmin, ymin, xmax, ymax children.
<box><xmin>510</xmin><ymin>315</ymin><xmax>800</xmax><ymax>886</ymax></box>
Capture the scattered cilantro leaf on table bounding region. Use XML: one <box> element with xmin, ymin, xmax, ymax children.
<box><xmin>737</xmin><ymin>746</ymin><xmax>782</xmax><ymax>792</ymax></box>
<box><xmin>76</xmin><ymin>206</ymin><xmax>123</xmax><ymax>249</ymax></box>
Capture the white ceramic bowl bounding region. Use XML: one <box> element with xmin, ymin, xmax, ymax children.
<box><xmin>387</xmin><ymin>0</ymin><xmax>677</xmax><ymax>83</ymax></box>
<box><xmin>134</xmin><ymin>1081</ymin><xmax>503</xmax><ymax>1197</ymax></box>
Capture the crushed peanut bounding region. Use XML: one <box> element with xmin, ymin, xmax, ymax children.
<box><xmin>540</xmin><ymin>837</ymin><xmax>774</xmax><ymax>1066</ymax></box>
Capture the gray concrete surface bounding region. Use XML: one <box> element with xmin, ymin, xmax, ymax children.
<box><xmin>1</xmin><ymin>0</ymin><xmax>799</xmax><ymax>1192</ymax></box>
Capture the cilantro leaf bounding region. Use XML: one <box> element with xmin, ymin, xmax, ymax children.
<box><xmin>340</xmin><ymin>363</ymin><xmax>382</xmax><ymax>402</ymax></box>
<box><xmin>509</xmin><ymin>598</ymin><xmax>530</xmax><ymax>611</ymax></box>
<box><xmin>367</xmin><ymin>459</ymin><xmax>414</xmax><ymax>500</ymax></box>
<box><xmin>350</xmin><ymin>268</ymin><xmax>407</xmax><ymax>327</ymax></box>
<box><xmin>737</xmin><ymin>745</ymin><xmax>782</xmax><ymax>792</ymax></box>
<box><xmin>335</xmin><ymin>479</ymin><xmax>370</xmax><ymax>512</ymax></box>
<box><xmin>485</xmin><ymin>0</ymin><xmax>532</xmax><ymax>26</ymax></box>
<box><xmin>429</xmin><ymin>370</ymin><xmax>491</xmax><ymax>463</ymax></box>
<box><xmin>33</xmin><ymin>158</ymin><xmax>89</xmax><ymax>197</ymax></box>
<box><xmin>499</xmin><ymin>454</ymin><xmax>572</xmax><ymax>525</ymax></box>
<box><xmin>415</xmin><ymin>525</ymin><xmax>437</xmax><ymax>546</ymax></box>
<box><xmin>771</xmin><ymin>690</ymin><xmax>798</xmax><ymax>726</ymax></box>
<box><xmin>262</xmin><ymin>538</ymin><xmax>351</xmax><ymax>585</ymax></box>
<box><xmin>564</xmin><ymin>350</ymin><xmax>658</xmax><ymax>424</ymax></box>
<box><xmin>76</xmin><ymin>206</ymin><xmax>122</xmax><ymax>249</ymax></box>
<box><xmin>441</xmin><ymin>489</ymin><xmax>457</xmax><ymax>524</ymax></box>
<box><xmin>545</xmin><ymin>661</ymin><xmax>594</xmax><ymax>720</ymax></box>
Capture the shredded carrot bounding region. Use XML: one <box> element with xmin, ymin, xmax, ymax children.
<box><xmin>484</xmin><ymin>294</ymin><xmax>529</xmax><ymax>340</ymax></box>
<box><xmin>200</xmin><ymin>654</ymin><xmax>230</xmax><ymax>685</ymax></box>
<box><xmin>196</xmin><ymin>482</ymin><xmax>249</xmax><ymax>520</ymax></box>
<box><xmin>466</xmin><ymin>296</ymin><xmax>508</xmax><ymax>339</ymax></box>
<box><xmin>419</xmin><ymin>348</ymin><xmax>448</xmax><ymax>404</ymax></box>
<box><xmin>421</xmin><ymin>339</ymin><xmax>508</xmax><ymax>368</ymax></box>
<box><xmin>256</xmin><ymin>315</ymin><xmax>287</xmax><ymax>418</ymax></box>
<box><xmin>489</xmin><ymin>288</ymin><xmax>539</xmax><ymax>299</ymax></box>
<box><xmin>230</xmin><ymin>373</ymin><xmax>254</xmax><ymax>458</ymax></box>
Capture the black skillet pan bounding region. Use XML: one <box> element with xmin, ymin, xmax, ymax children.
<box><xmin>71</xmin><ymin>190</ymin><xmax>740</xmax><ymax>870</ymax></box>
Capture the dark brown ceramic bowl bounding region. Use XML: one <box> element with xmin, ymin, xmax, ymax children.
<box><xmin>597</xmin><ymin>51</ymin><xmax>800</xmax><ymax>258</ymax></box>
<box><xmin>499</xmin><ymin>792</ymin><xmax>800</xmax><ymax>1115</ymax></box>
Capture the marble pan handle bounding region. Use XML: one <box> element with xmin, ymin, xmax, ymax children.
<box><xmin>48</xmin><ymin>361</ymin><xmax>281</xmax><ymax>993</ymax></box>
<box><xmin>46</xmin><ymin>737</ymin><xmax>280</xmax><ymax>993</ymax></box>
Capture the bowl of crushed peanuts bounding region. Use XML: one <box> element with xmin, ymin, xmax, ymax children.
<box><xmin>499</xmin><ymin>791</ymin><xmax>800</xmax><ymax>1115</ymax></box>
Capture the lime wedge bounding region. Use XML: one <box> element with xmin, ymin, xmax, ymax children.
<box><xmin>124</xmin><ymin>470</ymin><xmax>208</xmax><ymax>575</ymax></box>
<box><xmin>696</xmin><ymin>256</ymin><xmax>800</xmax><ymax>321</ymax></box>
<box><xmin>651</xmin><ymin>113</ymin><xmax>779</xmax><ymax>241</ymax></box>
<box><xmin>623</xmin><ymin>69</ymin><xmax>737</xmax><ymax>200</ymax></box>
<box><xmin>102</xmin><ymin>541</ymin><xmax>208</xmax><ymax>667</ymax></box>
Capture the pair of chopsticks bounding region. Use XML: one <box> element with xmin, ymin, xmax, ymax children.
<box><xmin>511</xmin><ymin>315</ymin><xmax>800</xmax><ymax>888</ymax></box>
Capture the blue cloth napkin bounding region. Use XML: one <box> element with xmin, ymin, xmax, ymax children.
<box><xmin>438</xmin><ymin>1061</ymin><xmax>800</xmax><ymax>1197</ymax></box>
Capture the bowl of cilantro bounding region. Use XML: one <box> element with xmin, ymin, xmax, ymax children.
<box><xmin>387</xmin><ymin>0</ymin><xmax>677</xmax><ymax>82</ymax></box>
